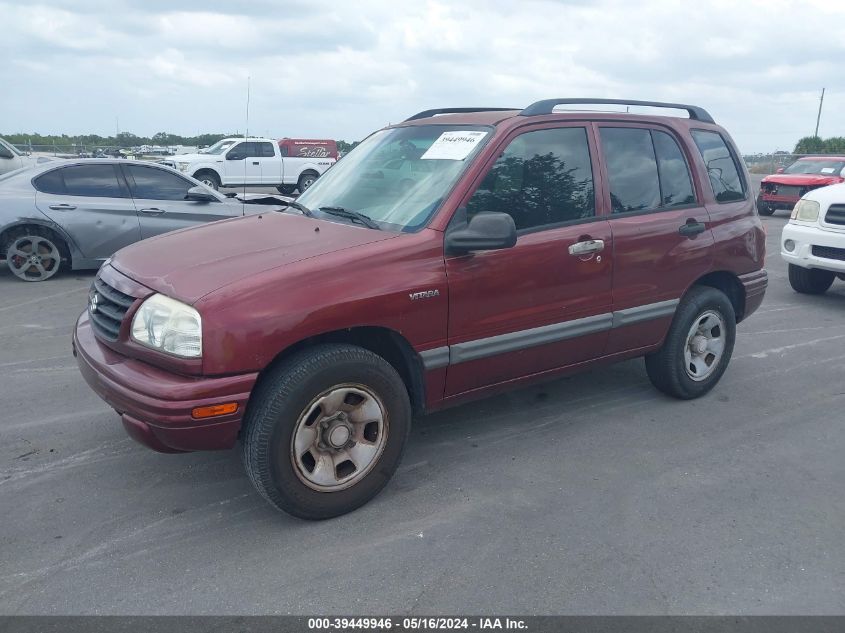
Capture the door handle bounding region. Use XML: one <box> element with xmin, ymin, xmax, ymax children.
<box><xmin>49</xmin><ymin>203</ymin><xmax>76</xmax><ymax>211</ymax></box>
<box><xmin>679</xmin><ymin>219</ymin><xmax>706</xmax><ymax>238</ymax></box>
<box><xmin>252</xmin><ymin>161</ymin><xmax>260</xmax><ymax>165</ymax></box>
<box><xmin>139</xmin><ymin>207</ymin><xmax>166</xmax><ymax>215</ymax></box>
<box><xmin>568</xmin><ymin>239</ymin><xmax>605</xmax><ymax>256</ymax></box>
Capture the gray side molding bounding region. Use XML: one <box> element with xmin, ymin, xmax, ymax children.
<box><xmin>611</xmin><ymin>299</ymin><xmax>679</xmax><ymax>328</ymax></box>
<box><xmin>450</xmin><ymin>313</ymin><xmax>613</xmax><ymax>365</ymax></box>
<box><xmin>419</xmin><ymin>346</ymin><xmax>450</xmax><ymax>370</ymax></box>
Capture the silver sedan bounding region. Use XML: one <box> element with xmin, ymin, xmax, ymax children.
<box><xmin>0</xmin><ymin>159</ymin><xmax>275</xmax><ymax>281</ymax></box>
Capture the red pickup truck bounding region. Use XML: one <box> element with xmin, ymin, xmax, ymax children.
<box><xmin>74</xmin><ymin>99</ymin><xmax>767</xmax><ymax>519</ymax></box>
<box><xmin>757</xmin><ymin>156</ymin><xmax>845</xmax><ymax>216</ymax></box>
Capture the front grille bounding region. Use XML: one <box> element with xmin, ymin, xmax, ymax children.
<box><xmin>773</xmin><ymin>185</ymin><xmax>802</xmax><ymax>198</ymax></box>
<box><xmin>812</xmin><ymin>245</ymin><xmax>845</xmax><ymax>262</ymax></box>
<box><xmin>89</xmin><ymin>277</ymin><xmax>136</xmax><ymax>341</ymax></box>
<box><xmin>824</xmin><ymin>204</ymin><xmax>845</xmax><ymax>226</ymax></box>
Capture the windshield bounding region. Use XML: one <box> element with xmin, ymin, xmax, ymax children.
<box><xmin>784</xmin><ymin>159</ymin><xmax>845</xmax><ymax>176</ymax></box>
<box><xmin>1</xmin><ymin>140</ymin><xmax>23</xmax><ymax>157</ymax></box>
<box><xmin>296</xmin><ymin>125</ymin><xmax>492</xmax><ymax>232</ymax></box>
<box><xmin>201</xmin><ymin>140</ymin><xmax>237</xmax><ymax>155</ymax></box>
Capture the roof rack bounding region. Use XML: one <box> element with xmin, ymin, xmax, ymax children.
<box><xmin>519</xmin><ymin>98</ymin><xmax>714</xmax><ymax>124</ymax></box>
<box><xmin>404</xmin><ymin>107</ymin><xmax>518</xmax><ymax>122</ymax></box>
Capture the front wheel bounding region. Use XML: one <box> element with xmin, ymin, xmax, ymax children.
<box><xmin>195</xmin><ymin>171</ymin><xmax>220</xmax><ymax>190</ymax></box>
<box><xmin>756</xmin><ymin>193</ymin><xmax>774</xmax><ymax>216</ymax></box>
<box><xmin>788</xmin><ymin>264</ymin><xmax>835</xmax><ymax>295</ymax></box>
<box><xmin>242</xmin><ymin>344</ymin><xmax>411</xmax><ymax>520</ymax></box>
<box><xmin>645</xmin><ymin>286</ymin><xmax>736</xmax><ymax>400</ymax></box>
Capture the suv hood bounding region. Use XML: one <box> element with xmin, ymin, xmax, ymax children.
<box><xmin>111</xmin><ymin>213</ymin><xmax>397</xmax><ymax>303</ymax></box>
<box><xmin>762</xmin><ymin>173</ymin><xmax>843</xmax><ymax>187</ymax></box>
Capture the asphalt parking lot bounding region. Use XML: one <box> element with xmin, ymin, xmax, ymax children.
<box><xmin>1</xmin><ymin>201</ymin><xmax>844</xmax><ymax>614</ymax></box>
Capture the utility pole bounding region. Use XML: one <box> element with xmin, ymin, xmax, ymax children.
<box><xmin>814</xmin><ymin>88</ymin><xmax>825</xmax><ymax>138</ymax></box>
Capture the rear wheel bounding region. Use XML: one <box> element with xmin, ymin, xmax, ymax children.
<box><xmin>277</xmin><ymin>185</ymin><xmax>296</xmax><ymax>195</ymax></box>
<box><xmin>242</xmin><ymin>344</ymin><xmax>411</xmax><ymax>520</ymax></box>
<box><xmin>298</xmin><ymin>171</ymin><xmax>318</xmax><ymax>193</ymax></box>
<box><xmin>4</xmin><ymin>230</ymin><xmax>65</xmax><ymax>282</ymax></box>
<box><xmin>195</xmin><ymin>171</ymin><xmax>220</xmax><ymax>190</ymax></box>
<box><xmin>756</xmin><ymin>193</ymin><xmax>774</xmax><ymax>216</ymax></box>
<box><xmin>645</xmin><ymin>286</ymin><xmax>736</xmax><ymax>400</ymax></box>
<box><xmin>788</xmin><ymin>264</ymin><xmax>835</xmax><ymax>295</ymax></box>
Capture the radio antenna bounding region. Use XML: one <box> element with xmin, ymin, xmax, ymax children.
<box><xmin>243</xmin><ymin>76</ymin><xmax>250</xmax><ymax>200</ymax></box>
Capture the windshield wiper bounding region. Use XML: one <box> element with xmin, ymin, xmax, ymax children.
<box><xmin>280</xmin><ymin>199</ymin><xmax>314</xmax><ymax>217</ymax></box>
<box><xmin>318</xmin><ymin>206</ymin><xmax>380</xmax><ymax>229</ymax></box>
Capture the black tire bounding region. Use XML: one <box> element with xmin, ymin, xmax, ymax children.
<box><xmin>194</xmin><ymin>171</ymin><xmax>220</xmax><ymax>190</ymax></box>
<box><xmin>297</xmin><ymin>171</ymin><xmax>318</xmax><ymax>193</ymax></box>
<box><xmin>3</xmin><ymin>228</ymin><xmax>66</xmax><ymax>282</ymax></box>
<box><xmin>645</xmin><ymin>286</ymin><xmax>736</xmax><ymax>400</ymax></box>
<box><xmin>242</xmin><ymin>344</ymin><xmax>411</xmax><ymax>520</ymax></box>
<box><xmin>788</xmin><ymin>264</ymin><xmax>835</xmax><ymax>295</ymax></box>
<box><xmin>276</xmin><ymin>185</ymin><xmax>296</xmax><ymax>195</ymax></box>
<box><xmin>756</xmin><ymin>193</ymin><xmax>774</xmax><ymax>216</ymax></box>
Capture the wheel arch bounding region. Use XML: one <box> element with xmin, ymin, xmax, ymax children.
<box><xmin>191</xmin><ymin>167</ymin><xmax>221</xmax><ymax>182</ymax></box>
<box><xmin>0</xmin><ymin>220</ymin><xmax>78</xmax><ymax>265</ymax></box>
<box><xmin>257</xmin><ymin>326</ymin><xmax>426</xmax><ymax>415</ymax></box>
<box><xmin>690</xmin><ymin>271</ymin><xmax>746</xmax><ymax>322</ymax></box>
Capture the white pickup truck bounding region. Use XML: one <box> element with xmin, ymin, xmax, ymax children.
<box><xmin>163</xmin><ymin>137</ymin><xmax>335</xmax><ymax>194</ymax></box>
<box><xmin>0</xmin><ymin>138</ymin><xmax>50</xmax><ymax>175</ymax></box>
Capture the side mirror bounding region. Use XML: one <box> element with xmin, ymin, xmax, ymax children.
<box><xmin>776</xmin><ymin>167</ymin><xmax>785</xmax><ymax>174</ymax></box>
<box><xmin>226</xmin><ymin>148</ymin><xmax>246</xmax><ymax>161</ymax></box>
<box><xmin>185</xmin><ymin>186</ymin><xmax>217</xmax><ymax>202</ymax></box>
<box><xmin>446</xmin><ymin>212</ymin><xmax>517</xmax><ymax>255</ymax></box>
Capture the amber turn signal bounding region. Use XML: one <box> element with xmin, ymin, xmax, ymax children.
<box><xmin>191</xmin><ymin>402</ymin><xmax>239</xmax><ymax>419</ymax></box>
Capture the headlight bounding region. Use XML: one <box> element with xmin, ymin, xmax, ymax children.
<box><xmin>176</xmin><ymin>162</ymin><xmax>189</xmax><ymax>172</ymax></box>
<box><xmin>790</xmin><ymin>199</ymin><xmax>820</xmax><ymax>222</ymax></box>
<box><xmin>131</xmin><ymin>294</ymin><xmax>202</xmax><ymax>358</ymax></box>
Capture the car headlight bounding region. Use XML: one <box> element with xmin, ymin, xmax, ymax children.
<box><xmin>790</xmin><ymin>199</ymin><xmax>820</xmax><ymax>222</ymax></box>
<box><xmin>131</xmin><ymin>293</ymin><xmax>202</xmax><ymax>358</ymax></box>
<box><xmin>175</xmin><ymin>162</ymin><xmax>189</xmax><ymax>172</ymax></box>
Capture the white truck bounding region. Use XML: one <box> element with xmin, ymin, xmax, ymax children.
<box><xmin>0</xmin><ymin>138</ymin><xmax>51</xmax><ymax>175</ymax></box>
<box><xmin>163</xmin><ymin>137</ymin><xmax>335</xmax><ymax>194</ymax></box>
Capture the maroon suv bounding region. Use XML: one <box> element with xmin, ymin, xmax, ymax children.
<box><xmin>74</xmin><ymin>99</ymin><xmax>767</xmax><ymax>519</ymax></box>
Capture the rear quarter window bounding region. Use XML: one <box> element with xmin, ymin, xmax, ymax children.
<box><xmin>33</xmin><ymin>169</ymin><xmax>66</xmax><ymax>195</ymax></box>
<box><xmin>691</xmin><ymin>130</ymin><xmax>746</xmax><ymax>203</ymax></box>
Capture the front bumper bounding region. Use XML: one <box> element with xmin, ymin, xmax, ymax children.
<box><xmin>760</xmin><ymin>192</ymin><xmax>799</xmax><ymax>210</ymax></box>
<box><xmin>73</xmin><ymin>311</ymin><xmax>258</xmax><ymax>453</ymax></box>
<box><xmin>781</xmin><ymin>223</ymin><xmax>845</xmax><ymax>274</ymax></box>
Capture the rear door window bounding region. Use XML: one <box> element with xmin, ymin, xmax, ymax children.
<box><xmin>37</xmin><ymin>164</ymin><xmax>128</xmax><ymax>198</ymax></box>
<box><xmin>600</xmin><ymin>127</ymin><xmax>697</xmax><ymax>213</ymax></box>
<box><xmin>653</xmin><ymin>131</ymin><xmax>696</xmax><ymax>207</ymax></box>
<box><xmin>691</xmin><ymin>130</ymin><xmax>746</xmax><ymax>202</ymax></box>
<box><xmin>600</xmin><ymin>128</ymin><xmax>661</xmax><ymax>213</ymax></box>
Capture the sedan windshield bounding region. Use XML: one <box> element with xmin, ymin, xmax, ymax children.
<box><xmin>2</xmin><ymin>140</ymin><xmax>23</xmax><ymax>157</ymax></box>
<box><xmin>784</xmin><ymin>159</ymin><xmax>845</xmax><ymax>175</ymax></box>
<box><xmin>296</xmin><ymin>125</ymin><xmax>492</xmax><ymax>232</ymax></box>
<box><xmin>202</xmin><ymin>140</ymin><xmax>237</xmax><ymax>155</ymax></box>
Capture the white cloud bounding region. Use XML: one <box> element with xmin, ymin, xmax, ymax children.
<box><xmin>1</xmin><ymin>0</ymin><xmax>843</xmax><ymax>151</ymax></box>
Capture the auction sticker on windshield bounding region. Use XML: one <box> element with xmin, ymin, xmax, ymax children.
<box><xmin>421</xmin><ymin>131</ymin><xmax>488</xmax><ymax>160</ymax></box>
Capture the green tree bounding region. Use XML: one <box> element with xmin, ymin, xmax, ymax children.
<box><xmin>794</xmin><ymin>136</ymin><xmax>825</xmax><ymax>154</ymax></box>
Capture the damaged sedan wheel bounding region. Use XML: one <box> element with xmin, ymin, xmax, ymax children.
<box><xmin>5</xmin><ymin>232</ymin><xmax>64</xmax><ymax>282</ymax></box>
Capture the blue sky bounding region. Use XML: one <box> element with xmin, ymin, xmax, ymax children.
<box><xmin>1</xmin><ymin>0</ymin><xmax>842</xmax><ymax>152</ymax></box>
